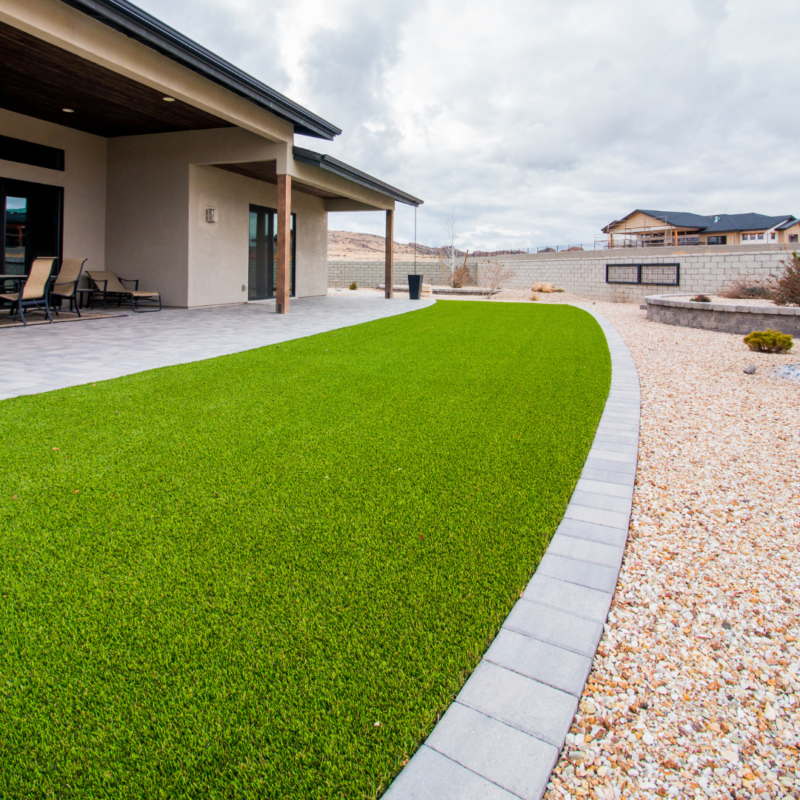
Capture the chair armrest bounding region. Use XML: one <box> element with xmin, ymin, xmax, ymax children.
<box><xmin>119</xmin><ymin>278</ymin><xmax>139</xmax><ymax>290</ymax></box>
<box><xmin>91</xmin><ymin>279</ymin><xmax>108</xmax><ymax>292</ymax></box>
<box><xmin>52</xmin><ymin>277</ymin><xmax>79</xmax><ymax>290</ymax></box>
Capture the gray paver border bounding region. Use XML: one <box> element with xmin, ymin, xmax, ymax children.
<box><xmin>384</xmin><ymin>306</ymin><xmax>640</xmax><ymax>800</ymax></box>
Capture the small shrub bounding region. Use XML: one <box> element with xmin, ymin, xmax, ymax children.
<box><xmin>719</xmin><ymin>276</ymin><xmax>774</xmax><ymax>300</ymax></box>
<box><xmin>690</xmin><ymin>294</ymin><xmax>711</xmax><ymax>302</ymax></box>
<box><xmin>555</xmin><ymin>288</ymin><xmax>566</xmax><ymax>293</ymax></box>
<box><xmin>530</xmin><ymin>293</ymin><xmax>539</xmax><ymax>301</ymax></box>
<box><xmin>349</xmin><ymin>282</ymin><xmax>358</xmax><ymax>291</ymax></box>
<box><xmin>451</xmin><ymin>264</ymin><xmax>474</xmax><ymax>288</ymax></box>
<box><xmin>772</xmin><ymin>252</ymin><xmax>800</xmax><ymax>306</ymax></box>
<box><xmin>743</xmin><ymin>329</ymin><xmax>794</xmax><ymax>353</ymax></box>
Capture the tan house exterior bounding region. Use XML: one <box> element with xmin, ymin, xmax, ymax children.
<box><xmin>602</xmin><ymin>209</ymin><xmax>799</xmax><ymax>248</ymax></box>
<box><xmin>0</xmin><ymin>0</ymin><xmax>421</xmax><ymax>311</ymax></box>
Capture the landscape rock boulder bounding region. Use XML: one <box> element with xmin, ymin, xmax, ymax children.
<box><xmin>531</xmin><ymin>282</ymin><xmax>558</xmax><ymax>293</ymax></box>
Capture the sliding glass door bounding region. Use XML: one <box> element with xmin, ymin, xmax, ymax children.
<box><xmin>1</xmin><ymin>178</ymin><xmax>62</xmax><ymax>276</ymax></box>
<box><xmin>248</xmin><ymin>204</ymin><xmax>295</xmax><ymax>301</ymax></box>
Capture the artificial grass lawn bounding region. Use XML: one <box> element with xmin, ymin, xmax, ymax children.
<box><xmin>0</xmin><ymin>301</ymin><xmax>610</xmax><ymax>799</ymax></box>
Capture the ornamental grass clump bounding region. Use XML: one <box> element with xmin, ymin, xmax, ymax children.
<box><xmin>690</xmin><ymin>294</ymin><xmax>711</xmax><ymax>302</ymax></box>
<box><xmin>719</xmin><ymin>276</ymin><xmax>774</xmax><ymax>301</ymax></box>
<box><xmin>349</xmin><ymin>281</ymin><xmax>358</xmax><ymax>290</ymax></box>
<box><xmin>771</xmin><ymin>252</ymin><xmax>800</xmax><ymax>306</ymax></box>
<box><xmin>743</xmin><ymin>329</ymin><xmax>794</xmax><ymax>353</ymax></box>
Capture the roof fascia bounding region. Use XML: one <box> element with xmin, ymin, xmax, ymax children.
<box><xmin>58</xmin><ymin>0</ymin><xmax>341</xmax><ymax>140</ymax></box>
<box><xmin>293</xmin><ymin>147</ymin><xmax>423</xmax><ymax>207</ymax></box>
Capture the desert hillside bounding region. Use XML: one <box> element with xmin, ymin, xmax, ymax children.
<box><xmin>327</xmin><ymin>231</ymin><xmax>527</xmax><ymax>260</ymax></box>
<box><xmin>328</xmin><ymin>230</ymin><xmax>445</xmax><ymax>261</ymax></box>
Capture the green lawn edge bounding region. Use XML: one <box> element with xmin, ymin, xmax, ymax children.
<box><xmin>0</xmin><ymin>301</ymin><xmax>611</xmax><ymax>799</ymax></box>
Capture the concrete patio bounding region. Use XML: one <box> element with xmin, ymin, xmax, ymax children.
<box><xmin>0</xmin><ymin>296</ymin><xmax>435</xmax><ymax>400</ymax></box>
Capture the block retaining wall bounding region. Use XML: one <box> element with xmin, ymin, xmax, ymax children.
<box><xmin>328</xmin><ymin>260</ymin><xmax>479</xmax><ymax>289</ymax></box>
<box><xmin>645</xmin><ymin>295</ymin><xmax>800</xmax><ymax>337</ymax></box>
<box><xmin>329</xmin><ymin>245</ymin><xmax>795</xmax><ymax>303</ymax></box>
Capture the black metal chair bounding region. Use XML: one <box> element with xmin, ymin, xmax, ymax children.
<box><xmin>86</xmin><ymin>271</ymin><xmax>162</xmax><ymax>312</ymax></box>
<box><xmin>0</xmin><ymin>257</ymin><xmax>56</xmax><ymax>326</ymax></box>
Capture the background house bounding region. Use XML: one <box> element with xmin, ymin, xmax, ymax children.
<box><xmin>602</xmin><ymin>210</ymin><xmax>799</xmax><ymax>248</ymax></box>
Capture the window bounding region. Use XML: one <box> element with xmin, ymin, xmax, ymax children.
<box><xmin>707</xmin><ymin>236</ymin><xmax>727</xmax><ymax>245</ymax></box>
<box><xmin>743</xmin><ymin>234</ymin><xmax>750</xmax><ymax>241</ymax></box>
<box><xmin>0</xmin><ymin>135</ymin><xmax>64</xmax><ymax>171</ymax></box>
<box><xmin>771</xmin><ymin>233</ymin><xmax>776</xmax><ymax>240</ymax></box>
<box><xmin>757</xmin><ymin>233</ymin><xmax>764</xmax><ymax>240</ymax></box>
<box><xmin>790</xmin><ymin>234</ymin><xmax>799</xmax><ymax>243</ymax></box>
<box><xmin>606</xmin><ymin>263</ymin><xmax>680</xmax><ymax>286</ymax></box>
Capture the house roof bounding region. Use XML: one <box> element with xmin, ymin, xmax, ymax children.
<box><xmin>59</xmin><ymin>0</ymin><xmax>342</xmax><ymax>140</ymax></box>
<box><xmin>293</xmin><ymin>147</ymin><xmax>423</xmax><ymax>207</ymax></box>
<box><xmin>701</xmin><ymin>213</ymin><xmax>795</xmax><ymax>233</ymax></box>
<box><xmin>607</xmin><ymin>209</ymin><xmax>796</xmax><ymax>234</ymax></box>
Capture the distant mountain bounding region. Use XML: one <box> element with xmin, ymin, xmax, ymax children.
<box><xmin>328</xmin><ymin>231</ymin><xmax>456</xmax><ymax>260</ymax></box>
<box><xmin>327</xmin><ymin>231</ymin><xmax>527</xmax><ymax>260</ymax></box>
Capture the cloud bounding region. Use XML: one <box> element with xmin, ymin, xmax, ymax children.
<box><xmin>135</xmin><ymin>0</ymin><xmax>800</xmax><ymax>250</ymax></box>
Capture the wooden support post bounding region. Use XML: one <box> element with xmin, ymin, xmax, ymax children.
<box><xmin>276</xmin><ymin>174</ymin><xmax>291</xmax><ymax>314</ymax></box>
<box><xmin>673</xmin><ymin>228</ymin><xmax>678</xmax><ymax>246</ymax></box>
<box><xmin>385</xmin><ymin>209</ymin><xmax>394</xmax><ymax>299</ymax></box>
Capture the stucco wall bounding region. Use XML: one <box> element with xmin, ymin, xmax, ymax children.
<box><xmin>0</xmin><ymin>108</ymin><xmax>107</xmax><ymax>272</ymax></box>
<box><xmin>189</xmin><ymin>164</ymin><xmax>328</xmax><ymax>306</ymax></box>
<box><xmin>106</xmin><ymin>128</ymin><xmax>323</xmax><ymax>308</ymax></box>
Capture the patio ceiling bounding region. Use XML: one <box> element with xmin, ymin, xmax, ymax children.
<box><xmin>0</xmin><ymin>20</ymin><xmax>233</xmax><ymax>137</ymax></box>
<box><xmin>212</xmin><ymin>161</ymin><xmax>345</xmax><ymax>201</ymax></box>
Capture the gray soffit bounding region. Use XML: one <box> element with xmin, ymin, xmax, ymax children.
<box><xmin>58</xmin><ymin>0</ymin><xmax>342</xmax><ymax>140</ymax></box>
<box><xmin>293</xmin><ymin>147</ymin><xmax>424</xmax><ymax>206</ymax></box>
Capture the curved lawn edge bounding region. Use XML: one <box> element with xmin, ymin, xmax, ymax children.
<box><xmin>384</xmin><ymin>307</ymin><xmax>640</xmax><ymax>800</ymax></box>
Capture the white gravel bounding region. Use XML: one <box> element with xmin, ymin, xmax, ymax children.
<box><xmin>441</xmin><ymin>290</ymin><xmax>800</xmax><ymax>798</ymax></box>
<box><xmin>500</xmin><ymin>293</ymin><xmax>800</xmax><ymax>800</ymax></box>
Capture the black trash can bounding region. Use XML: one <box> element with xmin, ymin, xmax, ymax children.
<box><xmin>407</xmin><ymin>274</ymin><xmax>423</xmax><ymax>300</ymax></box>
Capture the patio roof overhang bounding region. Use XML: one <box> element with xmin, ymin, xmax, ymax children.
<box><xmin>211</xmin><ymin>149</ymin><xmax>423</xmax><ymax>212</ymax></box>
<box><xmin>0</xmin><ymin>18</ymin><xmax>235</xmax><ymax>138</ymax></box>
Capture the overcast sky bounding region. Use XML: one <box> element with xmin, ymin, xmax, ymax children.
<box><xmin>137</xmin><ymin>0</ymin><xmax>800</xmax><ymax>251</ymax></box>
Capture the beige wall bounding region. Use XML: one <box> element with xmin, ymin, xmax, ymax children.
<box><xmin>0</xmin><ymin>108</ymin><xmax>107</xmax><ymax>272</ymax></box>
<box><xmin>107</xmin><ymin>128</ymin><xmax>290</xmax><ymax>307</ymax></box>
<box><xmin>188</xmin><ymin>165</ymin><xmax>328</xmax><ymax>306</ymax></box>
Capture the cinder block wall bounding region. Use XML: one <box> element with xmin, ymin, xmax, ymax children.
<box><xmin>327</xmin><ymin>245</ymin><xmax>793</xmax><ymax>302</ymax></box>
<box><xmin>328</xmin><ymin>260</ymin><xmax>479</xmax><ymax>289</ymax></box>
<box><xmin>472</xmin><ymin>245</ymin><xmax>792</xmax><ymax>303</ymax></box>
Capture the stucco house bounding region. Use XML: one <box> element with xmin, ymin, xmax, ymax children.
<box><xmin>0</xmin><ymin>0</ymin><xmax>421</xmax><ymax>312</ymax></box>
<box><xmin>603</xmin><ymin>210</ymin><xmax>799</xmax><ymax>248</ymax></box>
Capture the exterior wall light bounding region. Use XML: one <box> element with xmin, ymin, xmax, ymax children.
<box><xmin>62</xmin><ymin>108</ymin><xmax>74</xmax><ymax>113</ymax></box>
<box><xmin>205</xmin><ymin>208</ymin><xmax>217</xmax><ymax>223</ymax></box>
<box><xmin>163</xmin><ymin>96</ymin><xmax>176</xmax><ymax>102</ymax></box>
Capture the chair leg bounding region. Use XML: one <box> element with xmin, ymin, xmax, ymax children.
<box><xmin>19</xmin><ymin>304</ymin><xmax>26</xmax><ymax>327</ymax></box>
<box><xmin>45</xmin><ymin>300</ymin><xmax>53</xmax><ymax>323</ymax></box>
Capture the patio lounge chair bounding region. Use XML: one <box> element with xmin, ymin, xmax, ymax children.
<box><xmin>51</xmin><ymin>258</ymin><xmax>87</xmax><ymax>317</ymax></box>
<box><xmin>0</xmin><ymin>257</ymin><xmax>56</xmax><ymax>326</ymax></box>
<box><xmin>86</xmin><ymin>271</ymin><xmax>162</xmax><ymax>312</ymax></box>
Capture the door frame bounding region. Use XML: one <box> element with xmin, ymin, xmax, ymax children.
<box><xmin>1</xmin><ymin>176</ymin><xmax>63</xmax><ymax>275</ymax></box>
<box><xmin>248</xmin><ymin>203</ymin><xmax>296</xmax><ymax>300</ymax></box>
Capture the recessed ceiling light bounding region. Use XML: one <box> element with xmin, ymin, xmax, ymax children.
<box><xmin>162</xmin><ymin>96</ymin><xmax>176</xmax><ymax>102</ymax></box>
<box><xmin>62</xmin><ymin>108</ymin><xmax>74</xmax><ymax>113</ymax></box>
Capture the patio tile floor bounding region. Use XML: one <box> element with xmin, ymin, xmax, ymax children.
<box><xmin>0</xmin><ymin>296</ymin><xmax>434</xmax><ymax>400</ymax></box>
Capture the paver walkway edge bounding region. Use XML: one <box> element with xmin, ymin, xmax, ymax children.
<box><xmin>384</xmin><ymin>307</ymin><xmax>640</xmax><ymax>800</ymax></box>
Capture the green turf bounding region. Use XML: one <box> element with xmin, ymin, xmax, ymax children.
<box><xmin>0</xmin><ymin>301</ymin><xmax>610</xmax><ymax>799</ymax></box>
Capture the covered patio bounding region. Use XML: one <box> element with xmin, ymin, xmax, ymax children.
<box><xmin>0</xmin><ymin>295</ymin><xmax>435</xmax><ymax>400</ymax></box>
<box><xmin>1</xmin><ymin>0</ymin><xmax>420</xmax><ymax>318</ymax></box>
